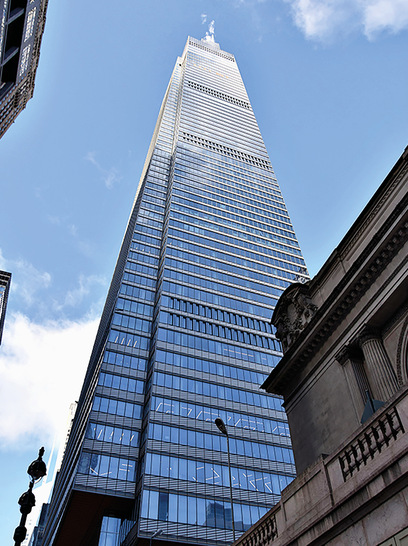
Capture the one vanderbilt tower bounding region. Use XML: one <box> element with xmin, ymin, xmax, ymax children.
<box><xmin>43</xmin><ymin>35</ymin><xmax>308</xmax><ymax>546</ymax></box>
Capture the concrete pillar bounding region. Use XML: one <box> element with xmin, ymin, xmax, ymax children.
<box><xmin>336</xmin><ymin>346</ymin><xmax>369</xmax><ymax>419</ymax></box>
<box><xmin>358</xmin><ymin>328</ymin><xmax>399</xmax><ymax>402</ymax></box>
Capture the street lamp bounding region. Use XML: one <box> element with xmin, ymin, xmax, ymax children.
<box><xmin>215</xmin><ymin>418</ymin><xmax>236</xmax><ymax>542</ymax></box>
<box><xmin>149</xmin><ymin>528</ymin><xmax>162</xmax><ymax>546</ymax></box>
<box><xmin>13</xmin><ymin>447</ymin><xmax>47</xmax><ymax>546</ymax></box>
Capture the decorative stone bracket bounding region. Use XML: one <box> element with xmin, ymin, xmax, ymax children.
<box><xmin>273</xmin><ymin>283</ymin><xmax>318</xmax><ymax>353</ymax></box>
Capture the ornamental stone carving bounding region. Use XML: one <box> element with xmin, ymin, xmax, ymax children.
<box><xmin>273</xmin><ymin>283</ymin><xmax>318</xmax><ymax>353</ymax></box>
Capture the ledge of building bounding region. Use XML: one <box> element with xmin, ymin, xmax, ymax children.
<box><xmin>233</xmin><ymin>384</ymin><xmax>408</xmax><ymax>546</ymax></box>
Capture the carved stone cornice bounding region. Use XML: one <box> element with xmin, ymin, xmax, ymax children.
<box><xmin>265</xmin><ymin>189</ymin><xmax>408</xmax><ymax>396</ymax></box>
<box><xmin>355</xmin><ymin>325</ymin><xmax>381</xmax><ymax>346</ymax></box>
<box><xmin>342</xmin><ymin>154</ymin><xmax>408</xmax><ymax>259</ymax></box>
<box><xmin>335</xmin><ymin>345</ymin><xmax>361</xmax><ymax>366</ymax></box>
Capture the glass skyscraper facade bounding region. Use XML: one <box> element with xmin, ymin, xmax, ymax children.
<box><xmin>42</xmin><ymin>36</ymin><xmax>308</xmax><ymax>546</ymax></box>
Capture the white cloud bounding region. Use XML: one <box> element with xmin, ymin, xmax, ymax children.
<box><xmin>362</xmin><ymin>0</ymin><xmax>408</xmax><ymax>38</ymax></box>
<box><xmin>0</xmin><ymin>249</ymin><xmax>106</xmax><ymax>319</ymax></box>
<box><xmin>201</xmin><ymin>13</ymin><xmax>207</xmax><ymax>24</ymax></box>
<box><xmin>0</xmin><ymin>249</ymin><xmax>52</xmax><ymax>308</ymax></box>
<box><xmin>85</xmin><ymin>151</ymin><xmax>121</xmax><ymax>189</ymax></box>
<box><xmin>203</xmin><ymin>20</ymin><xmax>216</xmax><ymax>43</ymax></box>
<box><xmin>0</xmin><ymin>312</ymin><xmax>98</xmax><ymax>449</ymax></box>
<box><xmin>61</xmin><ymin>273</ymin><xmax>106</xmax><ymax>309</ymax></box>
<box><xmin>284</xmin><ymin>0</ymin><xmax>408</xmax><ymax>41</ymax></box>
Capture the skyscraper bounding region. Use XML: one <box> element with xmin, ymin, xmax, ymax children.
<box><xmin>0</xmin><ymin>0</ymin><xmax>48</xmax><ymax>138</ymax></box>
<box><xmin>0</xmin><ymin>269</ymin><xmax>11</xmax><ymax>344</ymax></box>
<box><xmin>42</xmin><ymin>36</ymin><xmax>308</xmax><ymax>546</ymax></box>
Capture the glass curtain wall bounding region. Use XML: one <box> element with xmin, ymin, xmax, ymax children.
<box><xmin>134</xmin><ymin>37</ymin><xmax>307</xmax><ymax>544</ymax></box>
<box><xmin>43</xmin><ymin>36</ymin><xmax>308</xmax><ymax>546</ymax></box>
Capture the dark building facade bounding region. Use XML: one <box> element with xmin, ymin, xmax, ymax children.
<box><xmin>42</xmin><ymin>37</ymin><xmax>308</xmax><ymax>546</ymax></box>
<box><xmin>234</xmin><ymin>147</ymin><xmax>408</xmax><ymax>546</ymax></box>
<box><xmin>0</xmin><ymin>269</ymin><xmax>11</xmax><ymax>344</ymax></box>
<box><xmin>0</xmin><ymin>0</ymin><xmax>48</xmax><ymax>138</ymax></box>
<box><xmin>29</xmin><ymin>503</ymin><xmax>49</xmax><ymax>546</ymax></box>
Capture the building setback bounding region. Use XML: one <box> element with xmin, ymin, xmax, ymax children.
<box><xmin>0</xmin><ymin>0</ymin><xmax>48</xmax><ymax>138</ymax></box>
<box><xmin>42</xmin><ymin>37</ymin><xmax>308</xmax><ymax>546</ymax></box>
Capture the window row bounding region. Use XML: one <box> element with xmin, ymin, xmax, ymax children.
<box><xmin>112</xmin><ymin>313</ymin><xmax>151</xmax><ymax>334</ymax></box>
<box><xmin>103</xmin><ymin>350</ymin><xmax>147</xmax><ymax>372</ymax></box>
<box><xmin>159</xmin><ymin>312</ymin><xmax>279</xmax><ymax>352</ymax></box>
<box><xmin>149</xmin><ymin>164</ymin><xmax>169</xmax><ymax>176</ymax></box>
<box><xmin>128</xmin><ymin>250</ymin><xmax>159</xmax><ymax>267</ymax></box>
<box><xmin>143</xmin><ymin>186</ymin><xmax>167</xmax><ymax>201</ymax></box>
<box><xmin>122</xmin><ymin>271</ymin><xmax>156</xmax><ymax>288</ymax></box>
<box><xmin>92</xmin><ymin>395</ymin><xmax>142</xmax><ymax>420</ymax></box>
<box><xmin>172</xmin><ymin>210</ymin><xmax>299</xmax><ymax>266</ymax></box>
<box><xmin>141</xmin><ymin>489</ymin><xmax>269</xmax><ymax>531</ymax></box>
<box><xmin>130</xmin><ymin>240</ymin><xmax>160</xmax><ymax>255</ymax></box>
<box><xmin>108</xmin><ymin>329</ymin><xmax>150</xmax><ymax>351</ymax></box>
<box><xmin>174</xmin><ymin>152</ymin><xmax>279</xmax><ymax>190</ymax></box>
<box><xmin>78</xmin><ymin>452</ymin><xmax>136</xmax><ymax>482</ymax></box>
<box><xmin>125</xmin><ymin>261</ymin><xmax>157</xmax><ymax>279</ymax></box>
<box><xmin>187</xmin><ymin>81</ymin><xmax>250</xmax><ymax>111</ymax></box>
<box><xmin>177</xmin><ymin>144</ymin><xmax>276</xmax><ymax>183</ymax></box>
<box><xmin>180</xmin><ymin>132</ymin><xmax>271</xmax><ymax>173</ymax></box>
<box><xmin>138</xmin><ymin>208</ymin><xmax>163</xmax><ymax>223</ymax></box>
<box><xmin>174</xmin><ymin>158</ymin><xmax>282</xmax><ymax>203</ymax></box>
<box><xmin>145</xmin><ymin>452</ymin><xmax>293</xmax><ymax>494</ymax></box>
<box><xmin>163</xmin><ymin>265</ymin><xmax>282</xmax><ymax>307</ymax></box>
<box><xmin>132</xmin><ymin>228</ymin><xmax>161</xmax><ymax>246</ymax></box>
<box><xmin>154</xmin><ymin>371</ymin><xmax>281</xmax><ymax>411</ymax></box>
<box><xmin>172</xmin><ymin>203</ymin><xmax>297</xmax><ymax>245</ymax></box>
<box><xmin>173</xmin><ymin>174</ymin><xmax>289</xmax><ymax>221</ymax></box>
<box><xmin>175</xmin><ymin>157</ymin><xmax>278</xmax><ymax>200</ymax></box>
<box><xmin>167</xmin><ymin>246</ymin><xmax>297</xmax><ymax>287</ymax></box>
<box><xmin>162</xmin><ymin>281</ymin><xmax>275</xmax><ymax>320</ymax></box>
<box><xmin>98</xmin><ymin>372</ymin><xmax>144</xmax><ymax>394</ymax></box>
<box><xmin>168</xmin><ymin>225</ymin><xmax>304</xmax><ymax>268</ymax></box>
<box><xmin>169</xmin><ymin>216</ymin><xmax>301</xmax><ymax>260</ymax></box>
<box><xmin>173</xmin><ymin>191</ymin><xmax>293</xmax><ymax>233</ymax></box>
<box><xmin>161</xmin><ymin>296</ymin><xmax>273</xmax><ymax>333</ymax></box>
<box><xmin>99</xmin><ymin>517</ymin><xmax>121</xmax><ymax>546</ymax></box>
<box><xmin>116</xmin><ymin>296</ymin><xmax>154</xmax><ymax>317</ymax></box>
<box><xmin>155</xmin><ymin>349</ymin><xmax>273</xmax><ymax>385</ymax></box>
<box><xmin>86</xmin><ymin>421</ymin><xmax>139</xmax><ymax>447</ymax></box>
<box><xmin>168</xmin><ymin>235</ymin><xmax>307</xmax><ymax>277</ymax></box>
<box><xmin>141</xmin><ymin>200</ymin><xmax>165</xmax><ymax>215</ymax></box>
<box><xmin>148</xmin><ymin>422</ymin><xmax>293</xmax><ymax>463</ymax></box>
<box><xmin>177</xmin><ymin>143</ymin><xmax>276</xmax><ymax>180</ymax></box>
<box><xmin>152</xmin><ymin>396</ymin><xmax>290</xmax><ymax>436</ymax></box>
<box><xmin>119</xmin><ymin>283</ymin><xmax>155</xmax><ymax>302</ymax></box>
<box><xmin>143</xmin><ymin>194</ymin><xmax>166</xmax><ymax>209</ymax></box>
<box><xmin>135</xmin><ymin>213</ymin><xmax>162</xmax><ymax>230</ymax></box>
<box><xmin>145</xmin><ymin>175</ymin><xmax>168</xmax><ymax>190</ymax></box>
<box><xmin>157</xmin><ymin>328</ymin><xmax>279</xmax><ymax>366</ymax></box>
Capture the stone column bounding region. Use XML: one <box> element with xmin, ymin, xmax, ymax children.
<box><xmin>358</xmin><ymin>328</ymin><xmax>399</xmax><ymax>402</ymax></box>
<box><xmin>336</xmin><ymin>346</ymin><xmax>369</xmax><ymax>418</ymax></box>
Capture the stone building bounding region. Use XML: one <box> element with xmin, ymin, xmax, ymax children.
<box><xmin>234</xmin><ymin>146</ymin><xmax>408</xmax><ymax>546</ymax></box>
<box><xmin>0</xmin><ymin>0</ymin><xmax>48</xmax><ymax>138</ymax></box>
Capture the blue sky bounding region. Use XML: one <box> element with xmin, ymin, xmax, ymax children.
<box><xmin>1</xmin><ymin>0</ymin><xmax>407</xmax><ymax>542</ymax></box>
